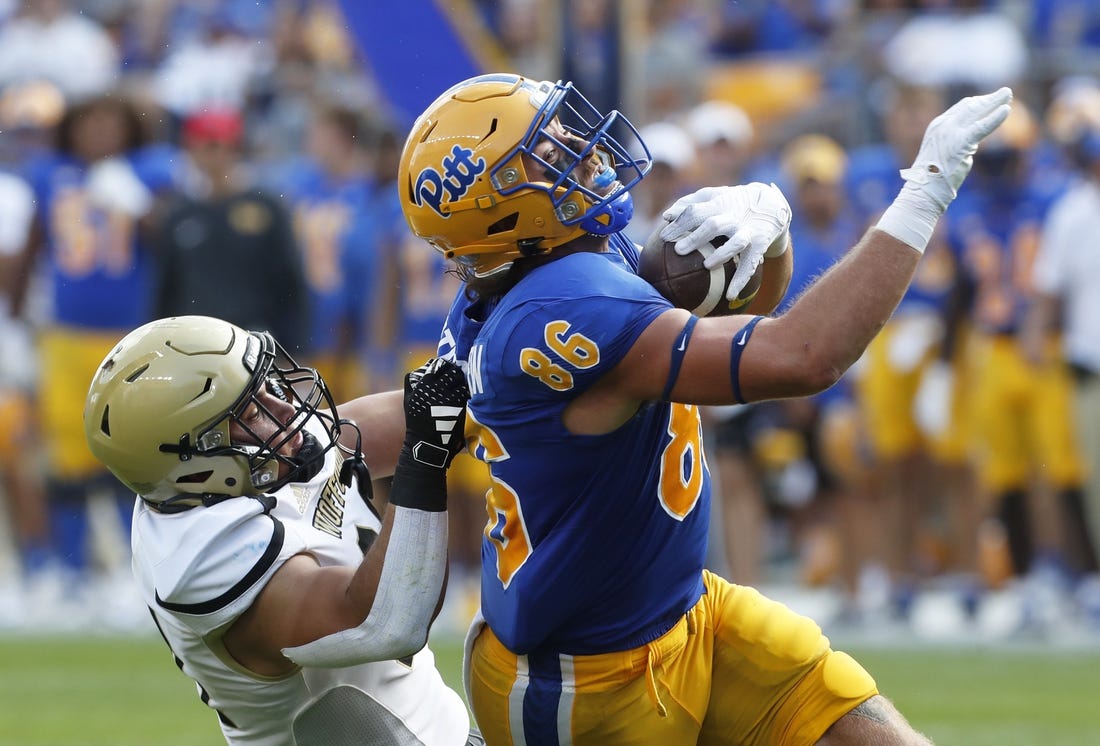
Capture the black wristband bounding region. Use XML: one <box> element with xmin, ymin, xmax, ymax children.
<box><xmin>388</xmin><ymin>447</ymin><xmax>448</xmax><ymax>512</ymax></box>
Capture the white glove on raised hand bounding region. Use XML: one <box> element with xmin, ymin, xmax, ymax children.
<box><xmin>658</xmin><ymin>183</ymin><xmax>791</xmax><ymax>300</ymax></box>
<box><xmin>877</xmin><ymin>86</ymin><xmax>1013</xmax><ymax>253</ymax></box>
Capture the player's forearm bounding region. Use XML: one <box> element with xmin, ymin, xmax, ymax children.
<box><xmin>753</xmin><ymin>229</ymin><xmax>919</xmax><ymax>398</ymax></box>
<box><xmin>290</xmin><ymin>383</ymin><xmax>459</xmax><ymax>663</ymax></box>
<box><xmin>281</xmin><ymin>502</ymin><xmax>449</xmax><ymax>667</ymax></box>
<box><xmin>350</xmin><ymin>503</ymin><xmax>449</xmax><ymax>655</ymax></box>
<box><xmin>754</xmin><ymin>86</ymin><xmax>1011</xmax><ymax>401</ymax></box>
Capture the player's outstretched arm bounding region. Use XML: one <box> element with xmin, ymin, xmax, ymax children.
<box><xmin>581</xmin><ymin>87</ymin><xmax>1012</xmax><ymax>418</ymax></box>
<box><xmin>223</xmin><ymin>359</ymin><xmax>470</xmax><ymax>675</ymax></box>
<box><xmin>737</xmin><ymin>86</ymin><xmax>1013</xmax><ymax>401</ymax></box>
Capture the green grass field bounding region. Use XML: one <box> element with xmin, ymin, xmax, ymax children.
<box><xmin>1</xmin><ymin>633</ymin><xmax>1097</xmax><ymax>745</ymax></box>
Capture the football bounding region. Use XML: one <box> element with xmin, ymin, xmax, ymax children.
<box><xmin>638</xmin><ymin>226</ymin><xmax>764</xmax><ymax>317</ymax></box>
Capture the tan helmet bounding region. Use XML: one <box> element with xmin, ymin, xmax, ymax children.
<box><xmin>84</xmin><ymin>316</ymin><xmax>340</xmax><ymax>506</ymax></box>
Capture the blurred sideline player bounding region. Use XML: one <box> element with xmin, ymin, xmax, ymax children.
<box><xmin>0</xmin><ymin>154</ymin><xmax>49</xmax><ymax>615</ymax></box>
<box><xmin>15</xmin><ymin>93</ymin><xmax>180</xmax><ymax>621</ymax></box>
<box><xmin>771</xmin><ymin>134</ymin><xmax>882</xmax><ymax>616</ymax></box>
<box><xmin>846</xmin><ymin>83</ymin><xmax>982</xmax><ymax>618</ymax></box>
<box><xmin>683</xmin><ymin>99</ymin><xmax>756</xmax><ymax>194</ymax></box>
<box><xmin>1023</xmin><ymin>81</ymin><xmax>1100</xmax><ymax>619</ymax></box>
<box><xmin>155</xmin><ymin>108</ymin><xmax>310</xmax><ymax>354</ymax></box>
<box><xmin>357</xmin><ymin>123</ymin><xmax>406</xmax><ymax>392</ymax></box>
<box><xmin>948</xmin><ymin>102</ymin><xmax>1098</xmax><ymax>602</ymax></box>
<box><xmin>399</xmin><ymin>72</ymin><xmax>1010</xmax><ymax>744</ymax></box>
<box><xmin>280</xmin><ymin>103</ymin><xmax>376</xmax><ymax>403</ymax></box>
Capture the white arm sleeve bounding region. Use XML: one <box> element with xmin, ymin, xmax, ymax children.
<box><xmin>281</xmin><ymin>506</ymin><xmax>448</xmax><ymax>668</ymax></box>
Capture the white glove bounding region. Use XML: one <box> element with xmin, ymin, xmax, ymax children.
<box><xmin>877</xmin><ymin>87</ymin><xmax>1012</xmax><ymax>252</ymax></box>
<box><xmin>659</xmin><ymin>183</ymin><xmax>791</xmax><ymax>300</ymax></box>
<box><xmin>913</xmin><ymin>360</ymin><xmax>954</xmax><ymax>438</ymax></box>
<box><xmin>86</xmin><ymin>156</ymin><xmax>154</xmax><ymax>218</ymax></box>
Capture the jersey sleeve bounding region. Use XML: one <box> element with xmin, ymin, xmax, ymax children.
<box><xmin>140</xmin><ymin>498</ymin><xmax>311</xmax><ymax>636</ymax></box>
<box><xmin>492</xmin><ymin>252</ymin><xmax>672</xmax><ymax>399</ymax></box>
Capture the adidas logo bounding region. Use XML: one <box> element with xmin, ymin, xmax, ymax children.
<box><xmin>410</xmin><ymin>405</ymin><xmax>465</xmax><ymax>468</ymax></box>
<box><xmin>432</xmin><ymin>405</ymin><xmax>464</xmax><ymax>446</ymax></box>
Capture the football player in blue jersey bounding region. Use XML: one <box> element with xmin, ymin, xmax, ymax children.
<box><xmin>398</xmin><ymin>73</ymin><xmax>1011</xmax><ymax>745</ymax></box>
<box><xmin>17</xmin><ymin>93</ymin><xmax>183</xmax><ymax>616</ymax></box>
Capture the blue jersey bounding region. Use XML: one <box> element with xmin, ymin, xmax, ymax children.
<box><xmin>25</xmin><ymin>145</ymin><xmax>180</xmax><ymax>330</ymax></box>
<box><xmin>947</xmin><ymin>174</ymin><xmax>1055</xmax><ymax>335</ymax></box>
<box><xmin>376</xmin><ymin>182</ymin><xmax>459</xmax><ymax>351</ymax></box>
<box><xmin>441</xmin><ymin>235</ymin><xmax>711</xmax><ymax>655</ymax></box>
<box><xmin>281</xmin><ymin>162</ymin><xmax>376</xmax><ymax>354</ymax></box>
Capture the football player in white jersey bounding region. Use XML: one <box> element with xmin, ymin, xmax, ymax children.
<box><xmin>84</xmin><ymin>315</ymin><xmax>481</xmax><ymax>746</ymax></box>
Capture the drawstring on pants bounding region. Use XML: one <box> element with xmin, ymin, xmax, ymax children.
<box><xmin>645</xmin><ymin>612</ymin><xmax>694</xmax><ymax>719</ymax></box>
<box><xmin>645</xmin><ymin>645</ymin><xmax>668</xmax><ymax>718</ymax></box>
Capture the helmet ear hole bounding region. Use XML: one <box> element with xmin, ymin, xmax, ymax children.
<box><xmin>99</xmin><ymin>405</ymin><xmax>111</xmax><ymax>436</ymax></box>
<box><xmin>176</xmin><ymin>471</ymin><xmax>213</xmax><ymax>485</ymax></box>
<box><xmin>487</xmin><ymin>213</ymin><xmax>518</xmax><ymax>236</ymax></box>
<box><xmin>126</xmin><ymin>363</ymin><xmax>150</xmax><ymax>382</ymax></box>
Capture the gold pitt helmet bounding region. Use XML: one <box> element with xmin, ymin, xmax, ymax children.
<box><xmin>398</xmin><ymin>73</ymin><xmax>651</xmax><ymax>278</ymax></box>
<box><xmin>84</xmin><ymin>316</ymin><xmax>343</xmax><ymax>508</ymax></box>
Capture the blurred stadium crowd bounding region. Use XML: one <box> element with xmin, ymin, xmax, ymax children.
<box><xmin>2</xmin><ymin>0</ymin><xmax>1100</xmax><ymax>645</ymax></box>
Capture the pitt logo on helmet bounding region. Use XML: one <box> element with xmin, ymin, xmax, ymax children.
<box><xmin>413</xmin><ymin>144</ymin><xmax>486</xmax><ymax>217</ymax></box>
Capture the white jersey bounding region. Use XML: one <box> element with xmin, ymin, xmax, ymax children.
<box><xmin>131</xmin><ymin>421</ymin><xmax>470</xmax><ymax>746</ymax></box>
<box><xmin>1033</xmin><ymin>178</ymin><xmax>1100</xmax><ymax>373</ymax></box>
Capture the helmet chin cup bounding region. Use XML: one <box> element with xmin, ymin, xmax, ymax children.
<box><xmin>580</xmin><ymin>189</ymin><xmax>634</xmax><ymax>235</ymax></box>
<box><xmin>279</xmin><ymin>430</ymin><xmax>327</xmax><ymax>485</ymax></box>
